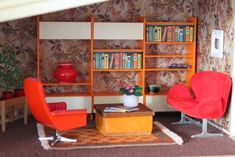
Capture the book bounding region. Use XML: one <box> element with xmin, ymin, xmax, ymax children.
<box><xmin>133</xmin><ymin>53</ymin><xmax>138</xmax><ymax>69</ymax></box>
<box><xmin>167</xmin><ymin>26</ymin><xmax>172</xmax><ymax>42</ymax></box>
<box><xmin>179</xmin><ymin>27</ymin><xmax>184</xmax><ymax>42</ymax></box>
<box><xmin>114</xmin><ymin>53</ymin><xmax>120</xmax><ymax>69</ymax></box>
<box><xmin>104</xmin><ymin>106</ymin><xmax>139</xmax><ymax>113</ymax></box>
<box><xmin>162</xmin><ymin>26</ymin><xmax>167</xmax><ymax>42</ymax></box>
<box><xmin>157</xmin><ymin>26</ymin><xmax>162</xmax><ymax>41</ymax></box>
<box><xmin>189</xmin><ymin>26</ymin><xmax>194</xmax><ymax>42</ymax></box>
<box><xmin>137</xmin><ymin>53</ymin><xmax>142</xmax><ymax>69</ymax></box>
<box><xmin>127</xmin><ymin>54</ymin><xmax>131</xmax><ymax>68</ymax></box>
<box><xmin>109</xmin><ymin>53</ymin><xmax>115</xmax><ymax>69</ymax></box>
<box><xmin>185</xmin><ymin>26</ymin><xmax>190</xmax><ymax>42</ymax></box>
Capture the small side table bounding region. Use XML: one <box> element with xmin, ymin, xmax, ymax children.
<box><xmin>94</xmin><ymin>103</ymin><xmax>154</xmax><ymax>136</ymax></box>
<box><xmin>0</xmin><ymin>96</ymin><xmax>28</xmax><ymax>132</ymax></box>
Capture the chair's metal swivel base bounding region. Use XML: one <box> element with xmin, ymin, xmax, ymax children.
<box><xmin>39</xmin><ymin>131</ymin><xmax>77</xmax><ymax>146</ymax></box>
<box><xmin>172</xmin><ymin>113</ymin><xmax>223</xmax><ymax>138</ymax></box>
<box><xmin>172</xmin><ymin>113</ymin><xmax>201</xmax><ymax>127</ymax></box>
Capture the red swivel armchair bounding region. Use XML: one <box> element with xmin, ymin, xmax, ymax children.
<box><xmin>24</xmin><ymin>78</ymin><xmax>87</xmax><ymax>145</ymax></box>
<box><xmin>167</xmin><ymin>71</ymin><xmax>232</xmax><ymax>138</ymax></box>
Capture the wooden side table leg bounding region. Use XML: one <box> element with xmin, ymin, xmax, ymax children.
<box><xmin>24</xmin><ymin>102</ymin><xmax>28</xmax><ymax>125</ymax></box>
<box><xmin>1</xmin><ymin>102</ymin><xmax>6</xmax><ymax>132</ymax></box>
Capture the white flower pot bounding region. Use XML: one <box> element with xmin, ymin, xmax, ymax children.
<box><xmin>123</xmin><ymin>95</ymin><xmax>139</xmax><ymax>107</ymax></box>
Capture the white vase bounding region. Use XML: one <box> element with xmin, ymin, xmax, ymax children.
<box><xmin>123</xmin><ymin>95</ymin><xmax>139</xmax><ymax>107</ymax></box>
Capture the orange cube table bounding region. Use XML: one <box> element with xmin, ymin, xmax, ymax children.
<box><xmin>94</xmin><ymin>103</ymin><xmax>154</xmax><ymax>136</ymax></box>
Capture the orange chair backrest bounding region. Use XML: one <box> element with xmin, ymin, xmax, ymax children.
<box><xmin>190</xmin><ymin>71</ymin><xmax>232</xmax><ymax>110</ymax></box>
<box><xmin>24</xmin><ymin>78</ymin><xmax>52</xmax><ymax>126</ymax></box>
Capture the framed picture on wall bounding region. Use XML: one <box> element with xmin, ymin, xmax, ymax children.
<box><xmin>210</xmin><ymin>29</ymin><xmax>224</xmax><ymax>58</ymax></box>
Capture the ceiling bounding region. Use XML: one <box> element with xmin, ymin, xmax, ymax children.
<box><xmin>0</xmin><ymin>0</ymin><xmax>108</xmax><ymax>23</ymax></box>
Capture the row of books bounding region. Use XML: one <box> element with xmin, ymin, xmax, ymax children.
<box><xmin>94</xmin><ymin>53</ymin><xmax>142</xmax><ymax>69</ymax></box>
<box><xmin>146</xmin><ymin>25</ymin><xmax>194</xmax><ymax>42</ymax></box>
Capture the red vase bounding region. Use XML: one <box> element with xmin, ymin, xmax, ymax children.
<box><xmin>53</xmin><ymin>63</ymin><xmax>78</xmax><ymax>83</ymax></box>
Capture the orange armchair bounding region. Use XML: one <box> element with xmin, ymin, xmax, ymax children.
<box><xmin>167</xmin><ymin>71</ymin><xmax>232</xmax><ymax>138</ymax></box>
<box><xmin>24</xmin><ymin>77</ymin><xmax>87</xmax><ymax>145</ymax></box>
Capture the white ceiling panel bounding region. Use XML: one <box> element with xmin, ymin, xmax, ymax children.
<box><xmin>0</xmin><ymin>0</ymin><xmax>108</xmax><ymax>23</ymax></box>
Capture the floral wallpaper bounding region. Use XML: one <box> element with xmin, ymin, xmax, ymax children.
<box><xmin>0</xmin><ymin>0</ymin><xmax>194</xmax><ymax>95</ymax></box>
<box><xmin>0</xmin><ymin>17</ymin><xmax>36</xmax><ymax>93</ymax></box>
<box><xmin>195</xmin><ymin>0</ymin><xmax>234</xmax><ymax>130</ymax></box>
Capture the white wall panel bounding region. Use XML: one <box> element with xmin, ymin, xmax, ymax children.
<box><xmin>39</xmin><ymin>22</ymin><xmax>91</xmax><ymax>39</ymax></box>
<box><xmin>146</xmin><ymin>96</ymin><xmax>175</xmax><ymax>112</ymax></box>
<box><xmin>94</xmin><ymin>22</ymin><xmax>144</xmax><ymax>40</ymax></box>
<box><xmin>46</xmin><ymin>97</ymin><xmax>91</xmax><ymax>112</ymax></box>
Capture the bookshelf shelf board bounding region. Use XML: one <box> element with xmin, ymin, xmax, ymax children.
<box><xmin>93</xmin><ymin>49</ymin><xmax>143</xmax><ymax>53</ymax></box>
<box><xmin>145</xmin><ymin>68</ymin><xmax>192</xmax><ymax>71</ymax></box>
<box><xmin>93</xmin><ymin>92</ymin><xmax>122</xmax><ymax>96</ymax></box>
<box><xmin>46</xmin><ymin>92</ymin><xmax>91</xmax><ymax>97</ymax></box>
<box><xmin>145</xmin><ymin>54</ymin><xmax>194</xmax><ymax>58</ymax></box>
<box><xmin>146</xmin><ymin>22</ymin><xmax>194</xmax><ymax>26</ymax></box>
<box><xmin>93</xmin><ymin>69</ymin><xmax>143</xmax><ymax>72</ymax></box>
<box><xmin>145</xmin><ymin>41</ymin><xmax>194</xmax><ymax>45</ymax></box>
<box><xmin>42</xmin><ymin>82</ymin><xmax>92</xmax><ymax>86</ymax></box>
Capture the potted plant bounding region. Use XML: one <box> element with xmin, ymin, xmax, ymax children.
<box><xmin>0</xmin><ymin>44</ymin><xmax>24</xmax><ymax>100</ymax></box>
<box><xmin>119</xmin><ymin>85</ymin><xmax>142</xmax><ymax>107</ymax></box>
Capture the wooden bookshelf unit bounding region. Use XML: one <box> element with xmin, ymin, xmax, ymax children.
<box><xmin>143</xmin><ymin>17</ymin><xmax>197</xmax><ymax>99</ymax></box>
<box><xmin>36</xmin><ymin>16</ymin><xmax>197</xmax><ymax>113</ymax></box>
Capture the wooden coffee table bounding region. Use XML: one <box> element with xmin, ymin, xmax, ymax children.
<box><xmin>94</xmin><ymin>103</ymin><xmax>154</xmax><ymax>136</ymax></box>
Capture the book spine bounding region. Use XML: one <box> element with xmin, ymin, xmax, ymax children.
<box><xmin>122</xmin><ymin>53</ymin><xmax>125</xmax><ymax>68</ymax></box>
<box><xmin>109</xmin><ymin>53</ymin><xmax>115</xmax><ymax>69</ymax></box>
<box><xmin>105</xmin><ymin>53</ymin><xmax>109</xmax><ymax>69</ymax></box>
<box><xmin>183</xmin><ymin>27</ymin><xmax>186</xmax><ymax>41</ymax></box>
<box><xmin>114</xmin><ymin>53</ymin><xmax>120</xmax><ymax>69</ymax></box>
<box><xmin>157</xmin><ymin>26</ymin><xmax>162</xmax><ymax>41</ymax></box>
<box><xmin>119</xmin><ymin>53</ymin><xmax>123</xmax><ymax>69</ymax></box>
<box><xmin>189</xmin><ymin>26</ymin><xmax>194</xmax><ymax>42</ymax></box>
<box><xmin>174</xmin><ymin>26</ymin><xmax>178</xmax><ymax>42</ymax></box>
<box><xmin>171</xmin><ymin>26</ymin><xmax>175</xmax><ymax>42</ymax></box>
<box><xmin>186</xmin><ymin>26</ymin><xmax>190</xmax><ymax>42</ymax></box>
<box><xmin>104</xmin><ymin>53</ymin><xmax>106</xmax><ymax>69</ymax></box>
<box><xmin>131</xmin><ymin>53</ymin><xmax>134</xmax><ymax>68</ymax></box>
<box><xmin>127</xmin><ymin>53</ymin><xmax>131</xmax><ymax>69</ymax></box>
<box><xmin>155</xmin><ymin>26</ymin><xmax>158</xmax><ymax>42</ymax></box>
<box><xmin>101</xmin><ymin>53</ymin><xmax>104</xmax><ymax>69</ymax></box>
<box><xmin>133</xmin><ymin>53</ymin><xmax>138</xmax><ymax>69</ymax></box>
<box><xmin>137</xmin><ymin>53</ymin><xmax>142</xmax><ymax>69</ymax></box>
<box><xmin>179</xmin><ymin>27</ymin><xmax>184</xmax><ymax>42</ymax></box>
<box><xmin>96</xmin><ymin>53</ymin><xmax>99</xmax><ymax>69</ymax></box>
<box><xmin>148</xmin><ymin>26</ymin><xmax>152</xmax><ymax>42</ymax></box>
<box><xmin>167</xmin><ymin>26</ymin><xmax>172</xmax><ymax>42</ymax></box>
<box><xmin>162</xmin><ymin>26</ymin><xmax>167</xmax><ymax>42</ymax></box>
<box><xmin>125</xmin><ymin>53</ymin><xmax>128</xmax><ymax>68</ymax></box>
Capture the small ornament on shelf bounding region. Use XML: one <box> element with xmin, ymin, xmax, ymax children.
<box><xmin>169</xmin><ymin>63</ymin><xmax>190</xmax><ymax>69</ymax></box>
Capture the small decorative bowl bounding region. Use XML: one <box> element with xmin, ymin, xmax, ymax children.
<box><xmin>148</xmin><ymin>84</ymin><xmax>161</xmax><ymax>93</ymax></box>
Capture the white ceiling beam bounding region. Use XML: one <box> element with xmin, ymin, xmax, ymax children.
<box><xmin>0</xmin><ymin>0</ymin><xmax>108</xmax><ymax>23</ymax></box>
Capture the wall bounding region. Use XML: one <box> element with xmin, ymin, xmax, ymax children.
<box><xmin>0</xmin><ymin>0</ymin><xmax>194</xmax><ymax>93</ymax></box>
<box><xmin>194</xmin><ymin>0</ymin><xmax>234</xmax><ymax>130</ymax></box>
<box><xmin>0</xmin><ymin>17</ymin><xmax>36</xmax><ymax>89</ymax></box>
<box><xmin>1</xmin><ymin>0</ymin><xmax>234</xmax><ymax>131</ymax></box>
<box><xmin>39</xmin><ymin>0</ymin><xmax>193</xmax><ymax>94</ymax></box>
<box><xmin>0</xmin><ymin>0</ymin><xmax>195</xmax><ymax>112</ymax></box>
